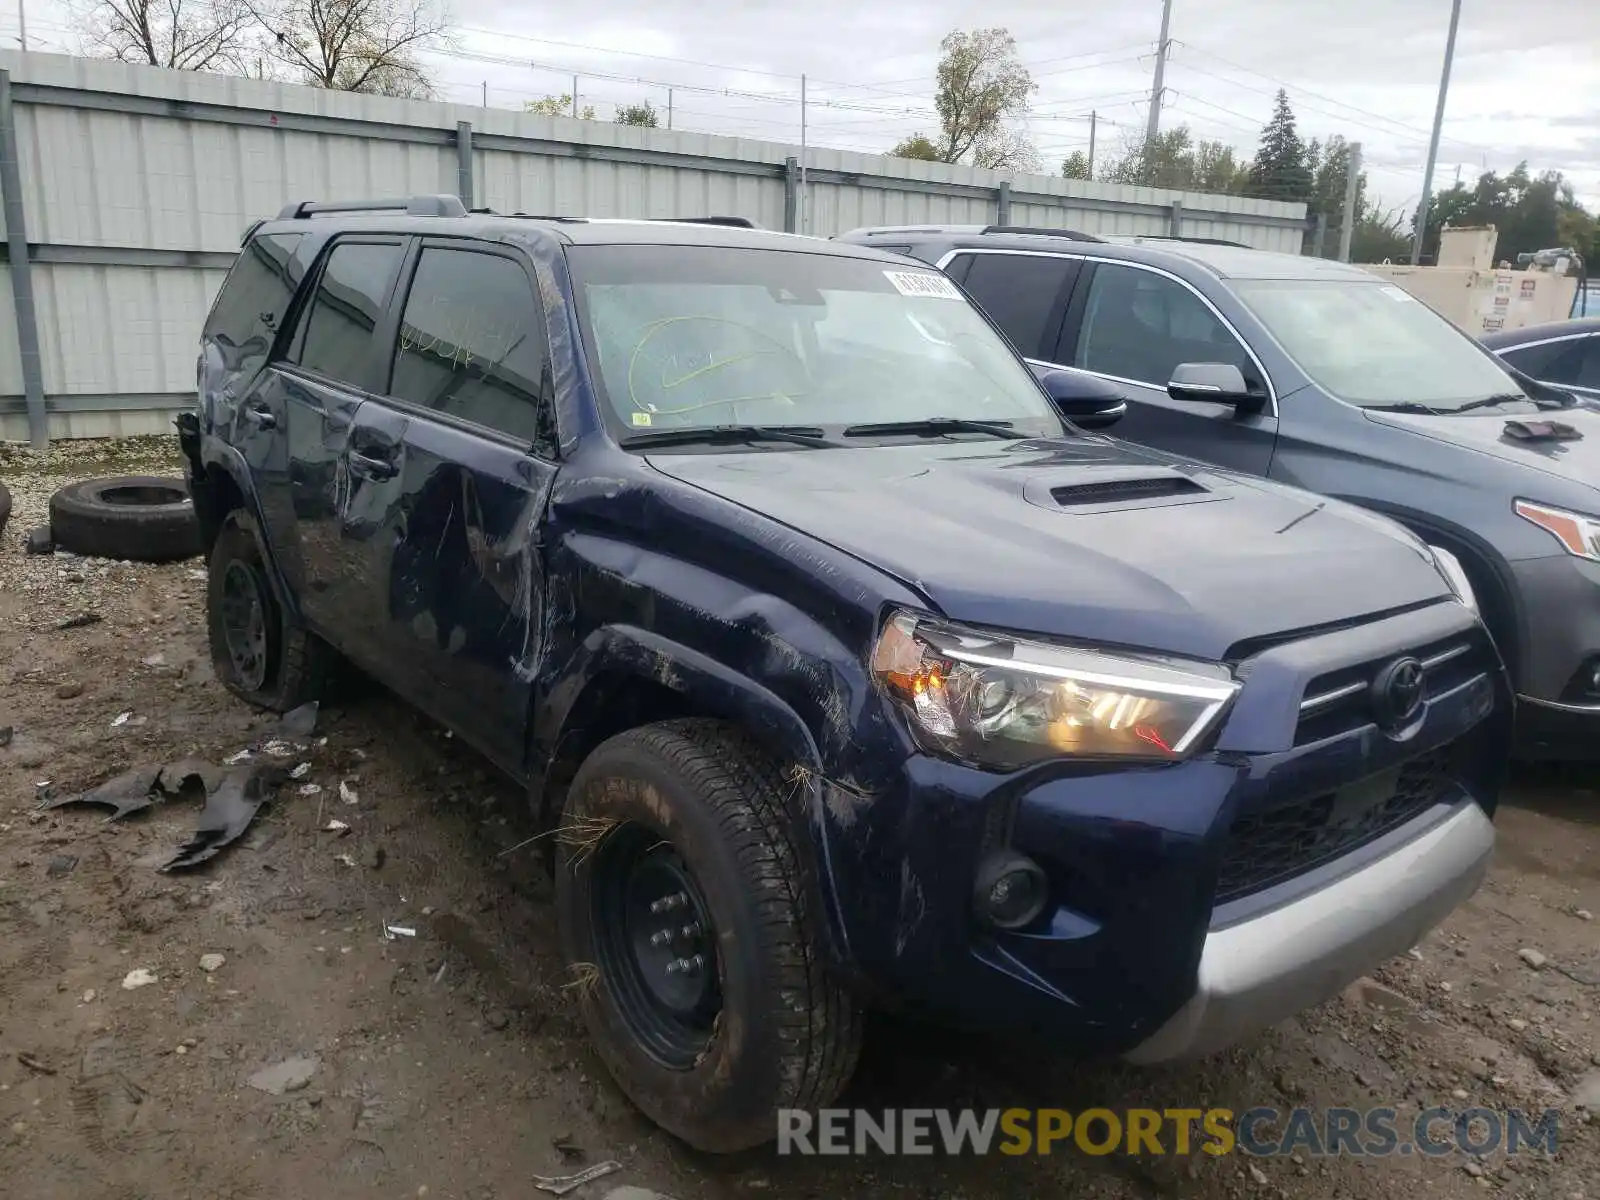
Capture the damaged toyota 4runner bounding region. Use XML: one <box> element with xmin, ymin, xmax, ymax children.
<box><xmin>180</xmin><ymin>196</ymin><xmax>1510</xmax><ymax>1153</ymax></box>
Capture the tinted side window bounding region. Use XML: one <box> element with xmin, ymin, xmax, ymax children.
<box><xmin>957</xmin><ymin>253</ymin><xmax>1079</xmax><ymax>359</ymax></box>
<box><xmin>1577</xmin><ymin>339</ymin><xmax>1600</xmax><ymax>389</ymax></box>
<box><xmin>291</xmin><ymin>242</ymin><xmax>404</xmax><ymax>386</ymax></box>
<box><xmin>1075</xmin><ymin>263</ymin><xmax>1258</xmax><ymax>389</ymax></box>
<box><xmin>1500</xmin><ymin>339</ymin><xmax>1584</xmax><ymax>381</ymax></box>
<box><xmin>205</xmin><ymin>233</ymin><xmax>305</xmax><ymax>350</ymax></box>
<box><xmin>389</xmin><ymin>248</ymin><xmax>552</xmax><ymax>444</ymax></box>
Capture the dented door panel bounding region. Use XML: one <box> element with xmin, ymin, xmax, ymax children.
<box><xmin>379</xmin><ymin>415</ymin><xmax>555</xmax><ymax>773</ymax></box>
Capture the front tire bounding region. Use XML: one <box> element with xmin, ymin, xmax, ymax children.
<box><xmin>206</xmin><ymin>513</ymin><xmax>331</xmax><ymax>711</ymax></box>
<box><xmin>556</xmin><ymin>720</ymin><xmax>862</xmax><ymax>1153</ymax></box>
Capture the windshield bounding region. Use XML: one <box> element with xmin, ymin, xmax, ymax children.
<box><xmin>1232</xmin><ymin>278</ymin><xmax>1538</xmax><ymax>413</ymax></box>
<box><xmin>565</xmin><ymin>244</ymin><xmax>1061</xmax><ymax>440</ymax></box>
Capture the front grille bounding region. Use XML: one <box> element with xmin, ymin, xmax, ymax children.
<box><xmin>1294</xmin><ymin>634</ymin><xmax>1488</xmax><ymax>745</ymax></box>
<box><xmin>1215</xmin><ymin>746</ymin><xmax>1457</xmax><ymax>904</ymax></box>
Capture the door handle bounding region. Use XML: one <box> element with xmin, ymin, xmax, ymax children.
<box><xmin>243</xmin><ymin>404</ymin><xmax>277</xmax><ymax>431</ymax></box>
<box><xmin>348</xmin><ymin>450</ymin><xmax>398</xmax><ymax>481</ymax></box>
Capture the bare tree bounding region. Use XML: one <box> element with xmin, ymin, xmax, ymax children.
<box><xmin>78</xmin><ymin>0</ymin><xmax>258</xmax><ymax>71</ymax></box>
<box><xmin>255</xmin><ymin>0</ymin><xmax>449</xmax><ymax>97</ymax></box>
<box><xmin>891</xmin><ymin>29</ymin><xmax>1037</xmax><ymax>170</ymax></box>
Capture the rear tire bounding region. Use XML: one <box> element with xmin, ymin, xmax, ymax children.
<box><xmin>556</xmin><ymin>719</ymin><xmax>862</xmax><ymax>1153</ymax></box>
<box><xmin>206</xmin><ymin>512</ymin><xmax>332</xmax><ymax>712</ymax></box>
<box><xmin>48</xmin><ymin>475</ymin><xmax>201</xmax><ymax>562</ymax></box>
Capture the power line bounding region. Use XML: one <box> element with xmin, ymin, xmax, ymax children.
<box><xmin>1171</xmin><ymin>39</ymin><xmax>1495</xmax><ymax>155</ymax></box>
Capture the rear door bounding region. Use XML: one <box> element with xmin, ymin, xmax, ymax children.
<box><xmin>268</xmin><ymin>237</ymin><xmax>408</xmax><ymax>645</ymax></box>
<box><xmin>1062</xmin><ymin>260</ymin><xmax>1278</xmax><ymax>475</ymax></box>
<box><xmin>940</xmin><ymin>249</ymin><xmax>1082</xmax><ymax>365</ymax></box>
<box><xmin>347</xmin><ymin>238</ymin><xmax>560</xmax><ymax>773</ymax></box>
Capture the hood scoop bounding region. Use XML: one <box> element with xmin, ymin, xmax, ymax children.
<box><xmin>1023</xmin><ymin>465</ymin><xmax>1220</xmax><ymax>515</ymax></box>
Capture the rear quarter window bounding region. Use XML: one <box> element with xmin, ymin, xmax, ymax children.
<box><xmin>203</xmin><ymin>233</ymin><xmax>305</xmax><ymax>351</ymax></box>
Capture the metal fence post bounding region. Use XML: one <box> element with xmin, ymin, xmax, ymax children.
<box><xmin>1167</xmin><ymin>200</ymin><xmax>1183</xmax><ymax>237</ymax></box>
<box><xmin>996</xmin><ymin>181</ymin><xmax>1011</xmax><ymax>227</ymax></box>
<box><xmin>0</xmin><ymin>69</ymin><xmax>47</xmax><ymax>450</ymax></box>
<box><xmin>783</xmin><ymin>157</ymin><xmax>799</xmax><ymax>233</ymax></box>
<box><xmin>455</xmin><ymin>121</ymin><xmax>474</xmax><ymax>210</ymax></box>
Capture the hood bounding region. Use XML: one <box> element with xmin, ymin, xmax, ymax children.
<box><xmin>1364</xmin><ymin>404</ymin><xmax>1600</xmax><ymax>487</ymax></box>
<box><xmin>647</xmin><ymin>436</ymin><xmax>1452</xmax><ymax>661</ymax></box>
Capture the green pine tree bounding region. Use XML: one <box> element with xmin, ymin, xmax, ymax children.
<box><xmin>1247</xmin><ymin>90</ymin><xmax>1313</xmax><ymax>204</ymax></box>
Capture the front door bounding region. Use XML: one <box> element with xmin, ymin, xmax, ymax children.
<box><xmin>349</xmin><ymin>239</ymin><xmax>561</xmax><ymax>774</ymax></box>
<box><xmin>1064</xmin><ymin>261</ymin><xmax>1279</xmax><ymax>475</ymax></box>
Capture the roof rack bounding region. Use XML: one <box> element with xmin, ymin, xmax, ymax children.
<box><xmin>276</xmin><ymin>195</ymin><xmax>467</xmax><ymax>220</ymax></box>
<box><xmin>981</xmin><ymin>225</ymin><xmax>1103</xmax><ymax>242</ymax></box>
<box><xmin>1133</xmin><ymin>235</ymin><xmax>1253</xmax><ymax>249</ymax></box>
<box><xmin>662</xmin><ymin>216</ymin><xmax>760</xmax><ymax>229</ymax></box>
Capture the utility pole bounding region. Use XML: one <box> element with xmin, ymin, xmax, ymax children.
<box><xmin>1088</xmin><ymin>110</ymin><xmax>1098</xmax><ymax>179</ymax></box>
<box><xmin>571</xmin><ymin>75</ymin><xmax>579</xmax><ymax>119</ymax></box>
<box><xmin>1338</xmin><ymin>142</ymin><xmax>1362</xmax><ymax>262</ymax></box>
<box><xmin>482</xmin><ymin>81</ymin><xmax>487</xmax><ymax>109</ymax></box>
<box><xmin>667</xmin><ymin>88</ymin><xmax>674</xmax><ymax>130</ymax></box>
<box><xmin>1145</xmin><ymin>0</ymin><xmax>1174</xmax><ymax>143</ymax></box>
<box><xmin>1411</xmin><ymin>0</ymin><xmax>1462</xmax><ymax>265</ymax></box>
<box><xmin>799</xmin><ymin>73</ymin><xmax>808</xmax><ymax>234</ymax></box>
<box><xmin>19</xmin><ymin>0</ymin><xmax>26</xmax><ymax>51</ymax></box>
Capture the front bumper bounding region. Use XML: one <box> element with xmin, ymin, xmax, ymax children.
<box><xmin>814</xmin><ymin>599</ymin><xmax>1509</xmax><ymax>1055</ymax></box>
<box><xmin>1125</xmin><ymin>798</ymin><xmax>1494</xmax><ymax>1062</ymax></box>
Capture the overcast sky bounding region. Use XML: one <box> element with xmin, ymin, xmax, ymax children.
<box><xmin>7</xmin><ymin>0</ymin><xmax>1598</xmax><ymax>215</ymax></box>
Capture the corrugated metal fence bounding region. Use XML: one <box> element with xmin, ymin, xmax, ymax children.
<box><xmin>0</xmin><ymin>50</ymin><xmax>1310</xmax><ymax>444</ymax></box>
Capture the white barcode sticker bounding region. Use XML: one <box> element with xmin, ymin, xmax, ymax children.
<box><xmin>884</xmin><ymin>269</ymin><xmax>961</xmax><ymax>300</ymax></box>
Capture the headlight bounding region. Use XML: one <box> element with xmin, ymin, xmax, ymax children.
<box><xmin>1427</xmin><ymin>544</ymin><xmax>1478</xmax><ymax>614</ymax></box>
<box><xmin>870</xmin><ymin>611</ymin><xmax>1239</xmax><ymax>769</ymax></box>
<box><xmin>1514</xmin><ymin>500</ymin><xmax>1600</xmax><ymax>563</ymax></box>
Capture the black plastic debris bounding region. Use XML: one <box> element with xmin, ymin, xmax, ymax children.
<box><xmin>277</xmin><ymin>701</ymin><xmax>320</xmax><ymax>740</ymax></box>
<box><xmin>38</xmin><ymin>764</ymin><xmax>164</xmax><ymax>821</ymax></box>
<box><xmin>23</xmin><ymin>526</ymin><xmax>54</xmax><ymax>555</ymax></box>
<box><xmin>0</xmin><ymin>725</ymin><xmax>12</xmax><ymax>748</ymax></box>
<box><xmin>1503</xmin><ymin>419</ymin><xmax>1582</xmax><ymax>442</ymax></box>
<box><xmin>55</xmin><ymin>612</ymin><xmax>102</xmax><ymax>631</ymax></box>
<box><xmin>161</xmin><ymin>764</ymin><xmax>288</xmax><ymax>872</ymax></box>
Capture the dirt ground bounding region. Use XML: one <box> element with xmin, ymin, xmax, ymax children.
<box><xmin>0</xmin><ymin>437</ymin><xmax>1596</xmax><ymax>1200</ymax></box>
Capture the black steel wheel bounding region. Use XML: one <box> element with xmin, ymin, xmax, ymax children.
<box><xmin>556</xmin><ymin>719</ymin><xmax>862</xmax><ymax>1153</ymax></box>
<box><xmin>219</xmin><ymin>558</ymin><xmax>272</xmax><ymax>693</ymax></box>
<box><xmin>590</xmin><ymin>826</ymin><xmax>722</xmax><ymax>1068</ymax></box>
<box><xmin>205</xmin><ymin>512</ymin><xmax>334</xmax><ymax>712</ymax></box>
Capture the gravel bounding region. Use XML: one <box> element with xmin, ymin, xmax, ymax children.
<box><xmin>0</xmin><ymin>436</ymin><xmax>189</xmax><ymax>636</ymax></box>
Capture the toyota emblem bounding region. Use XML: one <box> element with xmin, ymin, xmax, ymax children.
<box><xmin>1370</xmin><ymin>656</ymin><xmax>1426</xmax><ymax>731</ymax></box>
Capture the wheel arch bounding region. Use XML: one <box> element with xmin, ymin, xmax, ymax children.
<box><xmin>528</xmin><ymin>624</ymin><xmax>824</xmax><ymax>830</ymax></box>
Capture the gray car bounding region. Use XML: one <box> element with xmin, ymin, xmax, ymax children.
<box><xmin>835</xmin><ymin>225</ymin><xmax>1600</xmax><ymax>760</ymax></box>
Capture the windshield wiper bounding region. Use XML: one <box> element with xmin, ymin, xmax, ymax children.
<box><xmin>619</xmin><ymin>424</ymin><xmax>838</xmax><ymax>450</ymax></box>
<box><xmin>1450</xmin><ymin>392</ymin><xmax>1540</xmax><ymax>414</ymax></box>
<box><xmin>1367</xmin><ymin>401</ymin><xmax>1443</xmax><ymax>415</ymax></box>
<box><xmin>841</xmin><ymin>417</ymin><xmax>1026</xmax><ymax>440</ymax></box>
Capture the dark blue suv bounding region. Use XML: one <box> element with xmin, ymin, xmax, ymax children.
<box><xmin>180</xmin><ymin>197</ymin><xmax>1507</xmax><ymax>1153</ymax></box>
<box><xmin>839</xmin><ymin>224</ymin><xmax>1600</xmax><ymax>761</ymax></box>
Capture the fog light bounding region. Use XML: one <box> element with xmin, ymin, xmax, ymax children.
<box><xmin>974</xmin><ymin>852</ymin><xmax>1049</xmax><ymax>930</ymax></box>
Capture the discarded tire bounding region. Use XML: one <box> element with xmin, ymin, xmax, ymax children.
<box><xmin>0</xmin><ymin>480</ymin><xmax>10</xmax><ymax>540</ymax></box>
<box><xmin>48</xmin><ymin>475</ymin><xmax>202</xmax><ymax>562</ymax></box>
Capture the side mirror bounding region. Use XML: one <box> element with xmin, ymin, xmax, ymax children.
<box><xmin>1031</xmin><ymin>364</ymin><xmax>1127</xmax><ymax>430</ymax></box>
<box><xmin>1167</xmin><ymin>362</ymin><xmax>1265</xmax><ymax>412</ymax></box>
